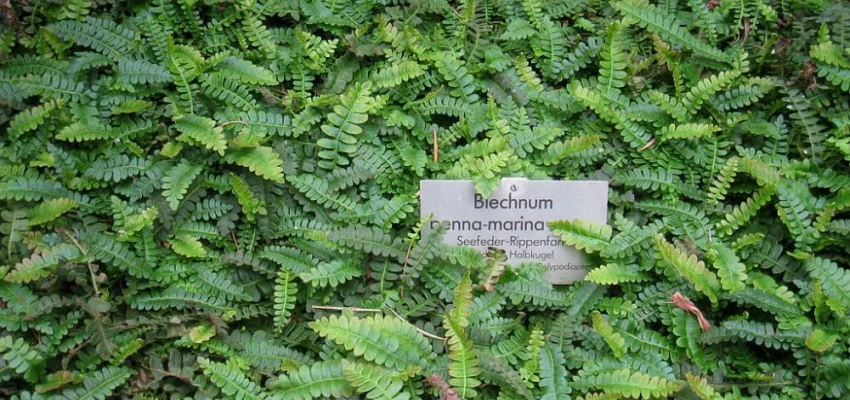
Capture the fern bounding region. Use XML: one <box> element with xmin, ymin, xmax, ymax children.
<box><xmin>53</xmin><ymin>366</ymin><xmax>132</xmax><ymax>400</ymax></box>
<box><xmin>116</xmin><ymin>59</ymin><xmax>171</xmax><ymax>85</ymax></box>
<box><xmin>0</xmin><ymin>337</ymin><xmax>44</xmax><ymax>383</ymax></box>
<box><xmin>704</xmin><ymin>242</ymin><xmax>747</xmax><ymax>292</ymax></box>
<box><xmin>174</xmin><ymin>115</ymin><xmax>227</xmax><ymax>155</ymax></box>
<box><xmin>270</xmin><ymin>360</ymin><xmax>352</xmax><ymax>399</ymax></box>
<box><xmin>444</xmin><ymin>274</ymin><xmax>481</xmax><ymax>397</ymax></box>
<box><xmin>317</xmin><ymin>82</ymin><xmax>373</xmax><ymax>169</ymax></box>
<box><xmin>613</xmin><ymin>0</ymin><xmax>728</xmax><ymax>63</ymax></box>
<box><xmin>84</xmin><ymin>155</ymin><xmax>148</xmax><ymax>182</ymax></box>
<box><xmin>341</xmin><ymin>360</ymin><xmax>410</xmax><ymax>400</ymax></box>
<box><xmin>309</xmin><ymin>313</ymin><xmax>435</xmax><ymax>370</ymax></box>
<box><xmin>806</xmin><ymin>257</ymin><xmax>850</xmax><ymax>314</ymax></box>
<box><xmin>8</xmin><ymin>100</ymin><xmax>63</xmax><ymax>140</ymax></box>
<box><xmin>299</xmin><ymin>260</ymin><xmax>362</xmax><ymax>288</ymax></box>
<box><xmin>586</xmin><ymin>263</ymin><xmax>649</xmax><ymax>285</ymax></box>
<box><xmin>199</xmin><ymin>357</ymin><xmax>269</xmax><ymax>400</ymax></box>
<box><xmin>5</xmin><ymin>244</ymin><xmax>80</xmax><ymax>283</ymax></box>
<box><xmin>592</xmin><ymin>311</ymin><xmax>627</xmax><ymax>359</ymax></box>
<box><xmin>549</xmin><ymin>219</ymin><xmax>612</xmax><ymax>253</ymax></box>
<box><xmin>598</xmin><ymin>22</ymin><xmax>628</xmax><ymax>95</ymax></box>
<box><xmin>162</xmin><ymin>160</ymin><xmax>203</xmax><ymax>211</ymax></box>
<box><xmin>273</xmin><ymin>267</ymin><xmax>297</xmax><ymax>332</ymax></box>
<box><xmin>572</xmin><ymin>369</ymin><xmax>684</xmax><ymax>399</ymax></box>
<box><xmin>49</xmin><ymin>17</ymin><xmax>138</xmax><ymax>60</ymax></box>
<box><xmin>224</xmin><ymin>146</ymin><xmax>285</xmax><ymax>183</ymax></box>
<box><xmin>27</xmin><ymin>198</ymin><xmax>78</xmax><ymax>226</ymax></box>
<box><xmin>216</xmin><ymin>56</ymin><xmax>277</xmax><ymax>86</ymax></box>
<box><xmin>654</xmin><ymin>236</ymin><xmax>721</xmax><ymax>304</ymax></box>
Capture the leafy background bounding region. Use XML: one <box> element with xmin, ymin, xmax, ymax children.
<box><xmin>0</xmin><ymin>0</ymin><xmax>849</xmax><ymax>398</ymax></box>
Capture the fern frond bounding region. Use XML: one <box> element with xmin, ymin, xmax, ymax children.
<box><xmin>174</xmin><ymin>115</ymin><xmax>227</xmax><ymax>156</ymax></box>
<box><xmin>199</xmin><ymin>357</ymin><xmax>269</xmax><ymax>400</ymax></box>
<box><xmin>657</xmin><ymin>123</ymin><xmax>719</xmax><ymax>142</ymax></box>
<box><xmin>273</xmin><ymin>267</ymin><xmax>297</xmax><ymax>332</ymax></box>
<box><xmin>548</xmin><ymin>219</ymin><xmax>612</xmax><ymax>253</ymax></box>
<box><xmin>224</xmin><ymin>146</ymin><xmax>285</xmax><ymax>183</ymax></box>
<box><xmin>170</xmin><ymin>234</ymin><xmax>207</xmax><ymax>258</ymax></box>
<box><xmin>201</xmin><ymin>75</ymin><xmax>259</xmax><ymax>111</ymax></box>
<box><xmin>341</xmin><ymin>360</ymin><xmax>411</xmax><ymax>400</ymax></box>
<box><xmin>602</xmin><ymin>221</ymin><xmax>663</xmax><ymax>259</ymax></box>
<box><xmin>270</xmin><ymin>360</ymin><xmax>353</xmax><ymax>400</ymax></box>
<box><xmin>8</xmin><ymin>100</ymin><xmax>63</xmax><ymax>140</ymax></box>
<box><xmin>54</xmin><ymin>366</ymin><xmax>132</xmax><ymax>400</ymax></box>
<box><xmin>806</xmin><ymin>257</ymin><xmax>850</xmax><ymax>314</ymax></box>
<box><xmin>444</xmin><ymin>308</ymin><xmax>481</xmax><ymax>398</ymax></box>
<box><xmin>654</xmin><ymin>236</ymin><xmax>721</xmax><ymax>304</ymax></box>
<box><xmin>681</xmin><ymin>71</ymin><xmax>741</xmax><ymax>113</ymax></box>
<box><xmin>435</xmin><ymin>54</ymin><xmax>479</xmax><ymax>103</ymax></box>
<box><xmin>84</xmin><ymin>154</ymin><xmax>148</xmax><ymax>182</ymax></box>
<box><xmin>613</xmin><ymin>0</ymin><xmax>728</xmax><ymax>63</ymax></box>
<box><xmin>116</xmin><ymin>59</ymin><xmax>171</xmax><ymax>85</ymax></box>
<box><xmin>498</xmin><ymin>280</ymin><xmax>569</xmax><ymax>308</ymax></box>
<box><xmin>216</xmin><ymin>55</ymin><xmax>277</xmax><ymax>85</ymax></box>
<box><xmin>49</xmin><ymin>17</ymin><xmax>138</xmax><ymax>60</ymax></box>
<box><xmin>370</xmin><ymin>60</ymin><xmax>425</xmax><ymax>89</ymax></box>
<box><xmin>5</xmin><ymin>244</ymin><xmax>80</xmax><ymax>283</ymax></box>
<box><xmin>592</xmin><ymin>311</ymin><xmax>626</xmax><ymax>359</ymax></box>
<box><xmin>572</xmin><ymin>369</ymin><xmax>684</xmax><ymax>399</ymax></box>
<box><xmin>26</xmin><ymin>198</ymin><xmax>78</xmax><ymax>226</ymax></box>
<box><xmin>715</xmin><ymin>187</ymin><xmax>774</xmax><ymax>236</ymax></box>
<box><xmin>317</xmin><ymin>82</ymin><xmax>373</xmax><ymax>169</ymax></box>
<box><xmin>131</xmin><ymin>287</ymin><xmax>234</xmax><ymax>313</ymax></box>
<box><xmin>309</xmin><ymin>313</ymin><xmax>435</xmax><ymax>370</ymax></box>
<box><xmin>586</xmin><ymin>264</ymin><xmax>649</xmax><ymax>285</ymax></box>
<box><xmin>162</xmin><ymin>160</ymin><xmax>202</xmax><ymax>211</ymax></box>
<box><xmin>299</xmin><ymin>260</ymin><xmax>362</xmax><ymax>288</ymax></box>
<box><xmin>539</xmin><ymin>342</ymin><xmax>571</xmax><ymax>400</ymax></box>
<box><xmin>326</xmin><ymin>226</ymin><xmax>406</xmax><ymax>261</ymax></box>
<box><xmin>0</xmin><ymin>336</ymin><xmax>44</xmax><ymax>383</ymax></box>
<box><xmin>704</xmin><ymin>242</ymin><xmax>747</xmax><ymax>293</ymax></box>
<box><xmin>598</xmin><ymin>22</ymin><xmax>628</xmax><ymax>95</ymax></box>
<box><xmin>289</xmin><ymin>174</ymin><xmax>361</xmax><ymax>213</ymax></box>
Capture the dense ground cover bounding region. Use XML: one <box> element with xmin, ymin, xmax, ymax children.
<box><xmin>1</xmin><ymin>0</ymin><xmax>849</xmax><ymax>398</ymax></box>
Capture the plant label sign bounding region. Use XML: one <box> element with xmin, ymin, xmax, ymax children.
<box><xmin>420</xmin><ymin>178</ymin><xmax>608</xmax><ymax>284</ymax></box>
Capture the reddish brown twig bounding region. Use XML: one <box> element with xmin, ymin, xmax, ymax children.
<box><xmin>671</xmin><ymin>292</ymin><xmax>711</xmax><ymax>332</ymax></box>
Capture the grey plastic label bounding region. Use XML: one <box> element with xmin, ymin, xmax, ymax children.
<box><xmin>420</xmin><ymin>178</ymin><xmax>608</xmax><ymax>284</ymax></box>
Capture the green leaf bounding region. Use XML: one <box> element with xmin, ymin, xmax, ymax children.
<box><xmin>549</xmin><ymin>219</ymin><xmax>612</xmax><ymax>253</ymax></box>
<box><xmin>704</xmin><ymin>242</ymin><xmax>748</xmax><ymax>292</ymax></box>
<box><xmin>54</xmin><ymin>366</ymin><xmax>132</xmax><ymax>400</ymax></box>
<box><xmin>224</xmin><ymin>146</ymin><xmax>285</xmax><ymax>183</ymax></box>
<box><xmin>586</xmin><ymin>263</ymin><xmax>649</xmax><ymax>285</ymax></box>
<box><xmin>199</xmin><ymin>357</ymin><xmax>269</xmax><ymax>400</ymax></box>
<box><xmin>162</xmin><ymin>160</ymin><xmax>203</xmax><ymax>211</ymax></box>
<box><xmin>309</xmin><ymin>313</ymin><xmax>435</xmax><ymax>370</ymax></box>
<box><xmin>174</xmin><ymin>115</ymin><xmax>227</xmax><ymax>155</ymax></box>
<box><xmin>341</xmin><ymin>360</ymin><xmax>411</xmax><ymax>400</ymax></box>
<box><xmin>806</xmin><ymin>329</ymin><xmax>839</xmax><ymax>352</ymax></box>
<box><xmin>654</xmin><ymin>236</ymin><xmax>721</xmax><ymax>304</ymax></box>
<box><xmin>572</xmin><ymin>369</ymin><xmax>684</xmax><ymax>399</ymax></box>
<box><xmin>27</xmin><ymin>198</ymin><xmax>77</xmax><ymax>225</ymax></box>
<box><xmin>317</xmin><ymin>81</ymin><xmax>373</xmax><ymax>169</ymax></box>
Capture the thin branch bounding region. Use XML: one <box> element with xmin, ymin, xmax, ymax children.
<box><xmin>432</xmin><ymin>126</ymin><xmax>439</xmax><ymax>163</ymax></box>
<box><xmin>387</xmin><ymin>308</ymin><xmax>446</xmax><ymax>341</ymax></box>
<box><xmin>311</xmin><ymin>305</ymin><xmax>382</xmax><ymax>312</ymax></box>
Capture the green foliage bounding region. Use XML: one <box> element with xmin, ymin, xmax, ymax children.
<box><xmin>0</xmin><ymin>0</ymin><xmax>848</xmax><ymax>398</ymax></box>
